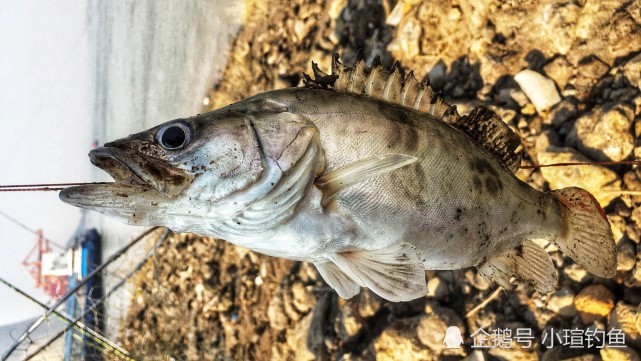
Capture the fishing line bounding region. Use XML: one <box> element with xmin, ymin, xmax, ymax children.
<box><xmin>521</xmin><ymin>160</ymin><xmax>641</xmax><ymax>169</ymax></box>
<box><xmin>1</xmin><ymin>160</ymin><xmax>641</xmax><ymax>192</ymax></box>
<box><xmin>0</xmin><ymin>182</ymin><xmax>109</xmax><ymax>192</ymax></box>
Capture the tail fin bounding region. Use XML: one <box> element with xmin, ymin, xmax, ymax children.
<box><xmin>550</xmin><ymin>187</ymin><xmax>616</xmax><ymax>278</ymax></box>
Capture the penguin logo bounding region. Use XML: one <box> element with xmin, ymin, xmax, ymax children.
<box><xmin>443</xmin><ymin>326</ymin><xmax>464</xmax><ymax>348</ymax></box>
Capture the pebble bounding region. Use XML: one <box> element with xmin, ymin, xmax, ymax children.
<box><xmin>543</xmin><ymin>56</ymin><xmax>573</xmax><ymax>90</ymax></box>
<box><xmin>374</xmin><ymin>317</ymin><xmax>431</xmax><ymax>360</ymax></box>
<box><xmin>609</xmin><ymin>215</ymin><xmax>627</xmax><ymax>244</ymax></box>
<box><xmin>358</xmin><ymin>288</ymin><xmax>382</xmax><ymax>318</ymax></box>
<box><xmin>427</xmin><ymin>276</ymin><xmax>450</xmax><ymax>300</ymax></box>
<box><xmin>291</xmin><ymin>281</ymin><xmax>314</xmax><ymax>314</ymax></box>
<box><xmin>536</xmin><ymin>133</ymin><xmax>622</xmax><ymax>206</ymax></box>
<box><xmin>570</xmin><ymin>102</ymin><xmax>635</xmax><ymax>162</ymax></box>
<box><xmin>564</xmin><ymin>264</ymin><xmax>592</xmax><ymax>284</ymax></box>
<box><xmin>267</xmin><ymin>291</ymin><xmax>289</xmax><ymax>330</ymax></box>
<box><xmin>609</xmin><ymin>302</ymin><xmax>641</xmax><ymax>348</ymax></box>
<box><xmin>285</xmin><ymin>312</ymin><xmax>316</xmax><ymax>361</ymax></box>
<box><xmin>417</xmin><ymin>304</ymin><xmax>464</xmax><ymax>352</ymax></box>
<box><xmin>574</xmin><ymin>284</ymin><xmax>615</xmax><ymax>324</ymax></box>
<box><xmin>546</xmin><ymin>288</ymin><xmax>577</xmax><ymax>317</ymax></box>
<box><xmin>514</xmin><ymin>69</ymin><xmax>562</xmax><ymax>114</ymax></box>
<box><xmin>618</xmin><ymin>240</ymin><xmax>637</xmax><ymax>272</ymax></box>
<box><xmin>623</xmin><ymin>53</ymin><xmax>641</xmax><ymax>90</ymax></box>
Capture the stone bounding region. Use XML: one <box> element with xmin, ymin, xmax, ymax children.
<box><xmin>609</xmin><ymin>302</ymin><xmax>641</xmax><ymax>348</ymax></box>
<box><xmin>426</xmin><ymin>276</ymin><xmax>450</xmax><ymax>300</ymax></box>
<box><xmin>600</xmin><ymin>346</ymin><xmax>641</xmax><ymax>361</ymax></box>
<box><xmin>536</xmin><ymin>133</ymin><xmax>622</xmax><ymax>206</ymax></box>
<box><xmin>540</xmin><ymin>1</ymin><xmax>580</xmax><ymax>55</ymax></box>
<box><xmin>618</xmin><ymin>240</ymin><xmax>637</xmax><ymax>272</ymax></box>
<box><xmin>570</xmin><ymin>102</ymin><xmax>635</xmax><ymax>162</ymax></box>
<box><xmin>291</xmin><ymin>281</ymin><xmax>314</xmax><ymax>314</ymax></box>
<box><xmin>544</xmin><ymin>56</ymin><xmax>574</xmax><ymax>90</ymax></box>
<box><xmin>609</xmin><ymin>215</ymin><xmax>627</xmax><ymax>245</ymax></box>
<box><xmin>623</xmin><ymin>53</ymin><xmax>641</xmax><ymax>90</ymax></box>
<box><xmin>285</xmin><ymin>312</ymin><xmax>316</xmax><ymax>361</ymax></box>
<box><xmin>574</xmin><ymin>284</ymin><xmax>615</xmax><ymax>324</ymax></box>
<box><xmin>546</xmin><ymin>288</ymin><xmax>577</xmax><ymax>317</ymax></box>
<box><xmin>514</xmin><ymin>69</ymin><xmax>562</xmax><ymax>114</ymax></box>
<box><xmin>373</xmin><ymin>317</ymin><xmax>432</xmax><ymax>361</ymax></box>
<box><xmin>358</xmin><ymin>289</ymin><xmax>382</xmax><ymax>318</ymax></box>
<box><xmin>267</xmin><ymin>291</ymin><xmax>289</xmax><ymax>330</ymax></box>
<box><xmin>417</xmin><ymin>304</ymin><xmax>464</xmax><ymax>353</ymax></box>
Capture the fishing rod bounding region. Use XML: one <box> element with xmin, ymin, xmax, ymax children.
<box><xmin>1</xmin><ymin>226</ymin><xmax>162</xmax><ymax>361</ymax></box>
<box><xmin>0</xmin><ymin>182</ymin><xmax>109</xmax><ymax>192</ymax></box>
<box><xmin>22</xmin><ymin>228</ymin><xmax>169</xmax><ymax>361</ymax></box>
<box><xmin>0</xmin><ymin>277</ymin><xmax>131</xmax><ymax>359</ymax></box>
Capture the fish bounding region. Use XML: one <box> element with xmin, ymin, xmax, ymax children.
<box><xmin>60</xmin><ymin>54</ymin><xmax>617</xmax><ymax>302</ymax></box>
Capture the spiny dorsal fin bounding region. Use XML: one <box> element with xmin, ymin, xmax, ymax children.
<box><xmin>303</xmin><ymin>54</ymin><xmax>523</xmax><ymax>172</ymax></box>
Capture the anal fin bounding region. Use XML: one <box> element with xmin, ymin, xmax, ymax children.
<box><xmin>330</xmin><ymin>242</ymin><xmax>427</xmax><ymax>302</ymax></box>
<box><xmin>478</xmin><ymin>240</ymin><xmax>558</xmax><ymax>293</ymax></box>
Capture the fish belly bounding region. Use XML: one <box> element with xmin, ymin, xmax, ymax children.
<box><xmin>304</xmin><ymin>99</ymin><xmax>560</xmax><ymax>270</ymax></box>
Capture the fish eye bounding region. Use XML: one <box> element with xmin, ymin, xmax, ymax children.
<box><xmin>156</xmin><ymin>122</ymin><xmax>191</xmax><ymax>150</ymax></box>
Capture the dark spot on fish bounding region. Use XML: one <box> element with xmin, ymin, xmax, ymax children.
<box><xmin>515</xmin><ymin>244</ymin><xmax>524</xmax><ymax>258</ymax></box>
<box><xmin>455</xmin><ymin>208</ymin><xmax>462</xmax><ymax>221</ymax></box>
<box><xmin>116</xmin><ymin>192</ymin><xmax>129</xmax><ymax>198</ymax></box>
<box><xmin>469</xmin><ymin>157</ymin><xmax>499</xmax><ymax>178</ymax></box>
<box><xmin>485</xmin><ymin>177</ymin><xmax>500</xmax><ymax>196</ymax></box>
<box><xmin>472</xmin><ymin>176</ymin><xmax>483</xmax><ymax>191</ymax></box>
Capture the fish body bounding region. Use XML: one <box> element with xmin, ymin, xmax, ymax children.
<box><xmin>61</xmin><ymin>56</ymin><xmax>616</xmax><ymax>301</ymax></box>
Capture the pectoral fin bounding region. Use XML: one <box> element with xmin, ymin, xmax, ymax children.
<box><xmin>316</xmin><ymin>153</ymin><xmax>418</xmax><ymax>206</ymax></box>
<box><xmin>329</xmin><ymin>242</ymin><xmax>427</xmax><ymax>302</ymax></box>
<box><xmin>478</xmin><ymin>240</ymin><xmax>558</xmax><ymax>293</ymax></box>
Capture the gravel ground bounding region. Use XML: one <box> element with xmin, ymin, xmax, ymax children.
<box><xmin>115</xmin><ymin>1</ymin><xmax>641</xmax><ymax>360</ymax></box>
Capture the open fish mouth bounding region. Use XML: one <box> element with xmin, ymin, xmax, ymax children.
<box><xmin>88</xmin><ymin>147</ymin><xmax>144</xmax><ymax>184</ymax></box>
<box><xmin>60</xmin><ymin>147</ymin><xmax>193</xmax><ymax>212</ymax></box>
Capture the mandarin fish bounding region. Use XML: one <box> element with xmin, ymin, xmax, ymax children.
<box><xmin>60</xmin><ymin>55</ymin><xmax>616</xmax><ymax>302</ymax></box>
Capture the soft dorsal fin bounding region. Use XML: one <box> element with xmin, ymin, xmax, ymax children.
<box><xmin>303</xmin><ymin>54</ymin><xmax>523</xmax><ymax>173</ymax></box>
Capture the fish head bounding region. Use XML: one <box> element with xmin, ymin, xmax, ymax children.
<box><xmin>60</xmin><ymin>106</ymin><xmax>323</xmax><ymax>234</ymax></box>
<box><xmin>59</xmin><ymin>111</ymin><xmax>267</xmax><ymax>227</ymax></box>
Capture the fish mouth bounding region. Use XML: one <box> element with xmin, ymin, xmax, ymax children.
<box><xmin>60</xmin><ymin>147</ymin><xmax>193</xmax><ymax>212</ymax></box>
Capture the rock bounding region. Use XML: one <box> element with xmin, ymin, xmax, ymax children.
<box><xmin>358</xmin><ymin>289</ymin><xmax>381</xmax><ymax>318</ymax></box>
<box><xmin>536</xmin><ymin>133</ymin><xmax>622</xmax><ymax>206</ymax></box>
<box><xmin>544</xmin><ymin>56</ymin><xmax>573</xmax><ymax>90</ymax></box>
<box><xmin>417</xmin><ymin>304</ymin><xmax>464</xmax><ymax>353</ymax></box>
<box><xmin>546</xmin><ymin>288</ymin><xmax>577</xmax><ymax>317</ymax></box>
<box><xmin>514</xmin><ymin>69</ymin><xmax>562</xmax><ymax>114</ymax></box>
<box><xmin>267</xmin><ymin>291</ymin><xmax>289</xmax><ymax>330</ymax></box>
<box><xmin>540</xmin><ymin>1</ymin><xmax>580</xmax><ymax>55</ymax></box>
<box><xmin>618</xmin><ymin>240</ymin><xmax>637</xmax><ymax>272</ymax></box>
<box><xmin>291</xmin><ymin>281</ymin><xmax>314</xmax><ymax>314</ymax></box>
<box><xmin>609</xmin><ymin>302</ymin><xmax>641</xmax><ymax>348</ymax></box>
<box><xmin>373</xmin><ymin>317</ymin><xmax>432</xmax><ymax>361</ymax></box>
<box><xmin>609</xmin><ymin>215</ymin><xmax>627</xmax><ymax>245</ymax></box>
<box><xmin>426</xmin><ymin>276</ymin><xmax>450</xmax><ymax>300</ymax></box>
<box><xmin>574</xmin><ymin>284</ymin><xmax>615</xmax><ymax>324</ymax></box>
<box><xmin>570</xmin><ymin>102</ymin><xmax>635</xmax><ymax>162</ymax></box>
<box><xmin>569</xmin><ymin>56</ymin><xmax>610</xmax><ymax>101</ymax></box>
<box><xmin>600</xmin><ymin>346</ymin><xmax>641</xmax><ymax>361</ymax></box>
<box><xmin>623</xmin><ymin>53</ymin><xmax>641</xmax><ymax>90</ymax></box>
<box><xmin>286</xmin><ymin>312</ymin><xmax>316</xmax><ymax>361</ymax></box>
